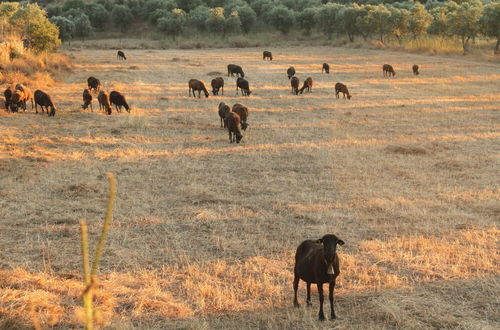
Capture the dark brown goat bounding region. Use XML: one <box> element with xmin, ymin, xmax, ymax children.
<box><xmin>232</xmin><ymin>103</ymin><xmax>249</xmax><ymax>131</ymax></box>
<box><xmin>335</xmin><ymin>83</ymin><xmax>351</xmax><ymax>100</ymax></box>
<box><xmin>412</xmin><ymin>64</ymin><xmax>419</xmax><ymax>75</ymax></box>
<box><xmin>287</xmin><ymin>66</ymin><xmax>296</xmax><ymax>79</ymax></box>
<box><xmin>291</xmin><ymin>77</ymin><xmax>299</xmax><ymax>95</ymax></box>
<box><xmin>227</xmin><ymin>64</ymin><xmax>245</xmax><ymax>78</ymax></box>
<box><xmin>322</xmin><ymin>63</ymin><xmax>330</xmax><ymax>74</ymax></box>
<box><xmin>82</xmin><ymin>89</ymin><xmax>93</xmax><ymax>111</ymax></box>
<box><xmin>189</xmin><ymin>79</ymin><xmax>209</xmax><ymax>98</ymax></box>
<box><xmin>117</xmin><ymin>50</ymin><xmax>126</xmax><ymax>60</ymax></box>
<box><xmin>225</xmin><ymin>111</ymin><xmax>243</xmax><ymax>143</ymax></box>
<box><xmin>218</xmin><ymin>102</ymin><xmax>231</xmax><ymax>128</ymax></box>
<box><xmin>4</xmin><ymin>86</ymin><xmax>12</xmax><ymax>111</ymax></box>
<box><xmin>15</xmin><ymin>84</ymin><xmax>33</xmax><ymax>111</ymax></box>
<box><xmin>263</xmin><ymin>51</ymin><xmax>273</xmax><ymax>61</ymax></box>
<box><xmin>34</xmin><ymin>90</ymin><xmax>56</xmax><ymax>116</ymax></box>
<box><xmin>236</xmin><ymin>77</ymin><xmax>251</xmax><ymax>96</ymax></box>
<box><xmin>299</xmin><ymin>77</ymin><xmax>313</xmax><ymax>94</ymax></box>
<box><xmin>97</xmin><ymin>91</ymin><xmax>112</xmax><ymax>115</ymax></box>
<box><xmin>293</xmin><ymin>234</ymin><xmax>345</xmax><ymax>321</ymax></box>
<box><xmin>87</xmin><ymin>77</ymin><xmax>101</xmax><ymax>92</ymax></box>
<box><xmin>110</xmin><ymin>91</ymin><xmax>131</xmax><ymax>113</ymax></box>
<box><xmin>383</xmin><ymin>64</ymin><xmax>396</xmax><ymax>77</ymax></box>
<box><xmin>10</xmin><ymin>89</ymin><xmax>25</xmax><ymax>112</ymax></box>
<box><xmin>211</xmin><ymin>77</ymin><xmax>224</xmax><ymax>96</ymax></box>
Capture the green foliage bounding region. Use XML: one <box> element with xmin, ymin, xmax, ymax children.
<box><xmin>50</xmin><ymin>16</ymin><xmax>75</xmax><ymax>43</ymax></box>
<box><xmin>316</xmin><ymin>3</ymin><xmax>342</xmax><ymax>39</ymax></box>
<box><xmin>62</xmin><ymin>0</ymin><xmax>85</xmax><ymax>13</ymax></box>
<box><xmin>387</xmin><ymin>6</ymin><xmax>410</xmax><ymax>42</ymax></box>
<box><xmin>225</xmin><ymin>10</ymin><xmax>242</xmax><ymax>34</ymax></box>
<box><xmin>72</xmin><ymin>13</ymin><xmax>94</xmax><ymax>41</ymax></box>
<box><xmin>188</xmin><ymin>5</ymin><xmax>211</xmax><ymax>31</ymax></box>
<box><xmin>84</xmin><ymin>3</ymin><xmax>109</xmax><ymax>31</ymax></box>
<box><xmin>339</xmin><ymin>4</ymin><xmax>365</xmax><ymax>42</ymax></box>
<box><xmin>428</xmin><ymin>5</ymin><xmax>449</xmax><ymax>36</ymax></box>
<box><xmin>178</xmin><ymin>0</ymin><xmax>204</xmax><ymax>12</ymax></box>
<box><xmin>232</xmin><ymin>5</ymin><xmax>256</xmax><ymax>33</ymax></box>
<box><xmin>144</xmin><ymin>0</ymin><xmax>177</xmax><ymax>22</ymax></box>
<box><xmin>365</xmin><ymin>4</ymin><xmax>392</xmax><ymax>43</ymax></box>
<box><xmin>296</xmin><ymin>7</ymin><xmax>317</xmax><ymax>36</ymax></box>
<box><xmin>45</xmin><ymin>4</ymin><xmax>63</xmax><ymax>18</ymax></box>
<box><xmin>408</xmin><ymin>2</ymin><xmax>432</xmax><ymax>38</ymax></box>
<box><xmin>206</xmin><ymin>7</ymin><xmax>225</xmax><ymax>34</ymax></box>
<box><xmin>480</xmin><ymin>1</ymin><xmax>500</xmax><ymax>51</ymax></box>
<box><xmin>268</xmin><ymin>6</ymin><xmax>295</xmax><ymax>35</ymax></box>
<box><xmin>447</xmin><ymin>0</ymin><xmax>484</xmax><ymax>53</ymax></box>
<box><xmin>111</xmin><ymin>4</ymin><xmax>134</xmax><ymax>33</ymax></box>
<box><xmin>157</xmin><ymin>8</ymin><xmax>187</xmax><ymax>40</ymax></box>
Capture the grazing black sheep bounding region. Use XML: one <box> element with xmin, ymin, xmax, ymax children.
<box><xmin>9</xmin><ymin>89</ymin><xmax>24</xmax><ymax>112</ymax></box>
<box><xmin>211</xmin><ymin>77</ymin><xmax>224</xmax><ymax>96</ymax></box>
<box><xmin>4</xmin><ymin>86</ymin><xmax>12</xmax><ymax>111</ymax></box>
<box><xmin>110</xmin><ymin>91</ymin><xmax>131</xmax><ymax>113</ymax></box>
<box><xmin>227</xmin><ymin>64</ymin><xmax>245</xmax><ymax>78</ymax></box>
<box><xmin>383</xmin><ymin>64</ymin><xmax>396</xmax><ymax>77</ymax></box>
<box><xmin>34</xmin><ymin>90</ymin><xmax>56</xmax><ymax>116</ymax></box>
<box><xmin>293</xmin><ymin>234</ymin><xmax>345</xmax><ymax>321</ymax></box>
<box><xmin>291</xmin><ymin>77</ymin><xmax>299</xmax><ymax>95</ymax></box>
<box><xmin>232</xmin><ymin>103</ymin><xmax>249</xmax><ymax>131</ymax></box>
<box><xmin>287</xmin><ymin>66</ymin><xmax>296</xmax><ymax>79</ymax></box>
<box><xmin>322</xmin><ymin>63</ymin><xmax>330</xmax><ymax>74</ymax></box>
<box><xmin>299</xmin><ymin>77</ymin><xmax>313</xmax><ymax>94</ymax></box>
<box><xmin>97</xmin><ymin>91</ymin><xmax>112</xmax><ymax>115</ymax></box>
<box><xmin>15</xmin><ymin>84</ymin><xmax>33</xmax><ymax>111</ymax></box>
<box><xmin>412</xmin><ymin>64</ymin><xmax>419</xmax><ymax>75</ymax></box>
<box><xmin>335</xmin><ymin>83</ymin><xmax>351</xmax><ymax>100</ymax></box>
<box><xmin>82</xmin><ymin>89</ymin><xmax>93</xmax><ymax>111</ymax></box>
<box><xmin>218</xmin><ymin>102</ymin><xmax>230</xmax><ymax>128</ymax></box>
<box><xmin>117</xmin><ymin>50</ymin><xmax>127</xmax><ymax>60</ymax></box>
<box><xmin>236</xmin><ymin>77</ymin><xmax>251</xmax><ymax>96</ymax></box>
<box><xmin>87</xmin><ymin>77</ymin><xmax>101</xmax><ymax>92</ymax></box>
<box><xmin>263</xmin><ymin>51</ymin><xmax>273</xmax><ymax>61</ymax></box>
<box><xmin>225</xmin><ymin>111</ymin><xmax>243</xmax><ymax>143</ymax></box>
<box><xmin>189</xmin><ymin>79</ymin><xmax>209</xmax><ymax>98</ymax></box>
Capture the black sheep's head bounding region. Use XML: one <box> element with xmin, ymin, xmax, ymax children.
<box><xmin>347</xmin><ymin>94</ymin><xmax>352</xmax><ymax>100</ymax></box>
<box><xmin>49</xmin><ymin>107</ymin><xmax>56</xmax><ymax>116</ymax></box>
<box><xmin>236</xmin><ymin>133</ymin><xmax>243</xmax><ymax>144</ymax></box>
<box><xmin>316</xmin><ymin>234</ymin><xmax>345</xmax><ymax>275</ymax></box>
<box><xmin>204</xmin><ymin>91</ymin><xmax>209</xmax><ymax>98</ymax></box>
<box><xmin>241</xmin><ymin>122</ymin><xmax>248</xmax><ymax>131</ymax></box>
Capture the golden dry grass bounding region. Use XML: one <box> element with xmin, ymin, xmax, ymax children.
<box><xmin>0</xmin><ymin>46</ymin><xmax>499</xmax><ymax>329</ymax></box>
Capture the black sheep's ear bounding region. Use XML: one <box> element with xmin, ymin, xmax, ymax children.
<box><xmin>316</xmin><ymin>239</ymin><xmax>323</xmax><ymax>244</ymax></box>
<box><xmin>337</xmin><ymin>239</ymin><xmax>345</xmax><ymax>246</ymax></box>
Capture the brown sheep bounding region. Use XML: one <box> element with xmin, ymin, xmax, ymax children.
<box><xmin>189</xmin><ymin>79</ymin><xmax>209</xmax><ymax>98</ymax></box>
<box><xmin>291</xmin><ymin>77</ymin><xmax>299</xmax><ymax>95</ymax></box>
<box><xmin>263</xmin><ymin>51</ymin><xmax>273</xmax><ymax>61</ymax></box>
<box><xmin>412</xmin><ymin>64</ymin><xmax>419</xmax><ymax>75</ymax></box>
<box><xmin>227</xmin><ymin>64</ymin><xmax>245</xmax><ymax>78</ymax></box>
<box><xmin>335</xmin><ymin>83</ymin><xmax>351</xmax><ymax>100</ymax></box>
<box><xmin>117</xmin><ymin>50</ymin><xmax>126</xmax><ymax>60</ymax></box>
<box><xmin>299</xmin><ymin>77</ymin><xmax>313</xmax><ymax>94</ymax></box>
<box><xmin>293</xmin><ymin>234</ymin><xmax>345</xmax><ymax>321</ymax></box>
<box><xmin>15</xmin><ymin>84</ymin><xmax>33</xmax><ymax>111</ymax></box>
<box><xmin>4</xmin><ymin>86</ymin><xmax>12</xmax><ymax>111</ymax></box>
<box><xmin>218</xmin><ymin>102</ymin><xmax>230</xmax><ymax>128</ymax></box>
<box><xmin>110</xmin><ymin>91</ymin><xmax>131</xmax><ymax>113</ymax></box>
<box><xmin>322</xmin><ymin>63</ymin><xmax>330</xmax><ymax>74</ymax></box>
<box><xmin>97</xmin><ymin>91</ymin><xmax>112</xmax><ymax>115</ymax></box>
<box><xmin>82</xmin><ymin>89</ymin><xmax>93</xmax><ymax>111</ymax></box>
<box><xmin>87</xmin><ymin>77</ymin><xmax>101</xmax><ymax>92</ymax></box>
<box><xmin>287</xmin><ymin>66</ymin><xmax>296</xmax><ymax>79</ymax></box>
<box><xmin>382</xmin><ymin>64</ymin><xmax>396</xmax><ymax>77</ymax></box>
<box><xmin>225</xmin><ymin>111</ymin><xmax>243</xmax><ymax>143</ymax></box>
<box><xmin>232</xmin><ymin>103</ymin><xmax>249</xmax><ymax>131</ymax></box>
<box><xmin>236</xmin><ymin>77</ymin><xmax>251</xmax><ymax>96</ymax></box>
<box><xmin>34</xmin><ymin>90</ymin><xmax>56</xmax><ymax>116</ymax></box>
<box><xmin>211</xmin><ymin>77</ymin><xmax>224</xmax><ymax>96</ymax></box>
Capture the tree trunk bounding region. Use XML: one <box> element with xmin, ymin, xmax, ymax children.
<box><xmin>348</xmin><ymin>32</ymin><xmax>354</xmax><ymax>42</ymax></box>
<box><xmin>495</xmin><ymin>38</ymin><xmax>499</xmax><ymax>52</ymax></box>
<box><xmin>380</xmin><ymin>34</ymin><xmax>384</xmax><ymax>44</ymax></box>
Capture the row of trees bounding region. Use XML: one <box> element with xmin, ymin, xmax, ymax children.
<box><xmin>43</xmin><ymin>0</ymin><xmax>500</xmax><ymax>54</ymax></box>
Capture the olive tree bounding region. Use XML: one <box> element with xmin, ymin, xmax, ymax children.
<box><xmin>481</xmin><ymin>1</ymin><xmax>500</xmax><ymax>53</ymax></box>
<box><xmin>316</xmin><ymin>3</ymin><xmax>343</xmax><ymax>40</ymax></box>
<box><xmin>408</xmin><ymin>2</ymin><xmax>432</xmax><ymax>38</ymax></box>
<box><xmin>233</xmin><ymin>5</ymin><xmax>256</xmax><ymax>34</ymax></box>
<box><xmin>206</xmin><ymin>7</ymin><xmax>225</xmax><ymax>35</ymax></box>
<box><xmin>51</xmin><ymin>16</ymin><xmax>75</xmax><ymax>44</ymax></box>
<box><xmin>296</xmin><ymin>7</ymin><xmax>317</xmax><ymax>36</ymax></box>
<box><xmin>268</xmin><ymin>6</ymin><xmax>295</xmax><ymax>35</ymax></box>
<box><xmin>111</xmin><ymin>4</ymin><xmax>133</xmax><ymax>33</ymax></box>
<box><xmin>157</xmin><ymin>8</ymin><xmax>187</xmax><ymax>40</ymax></box>
<box><xmin>447</xmin><ymin>0</ymin><xmax>483</xmax><ymax>54</ymax></box>
<box><xmin>72</xmin><ymin>13</ymin><xmax>94</xmax><ymax>42</ymax></box>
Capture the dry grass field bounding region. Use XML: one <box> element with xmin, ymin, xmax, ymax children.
<box><xmin>0</xmin><ymin>46</ymin><xmax>499</xmax><ymax>329</ymax></box>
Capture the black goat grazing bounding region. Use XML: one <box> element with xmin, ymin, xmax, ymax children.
<box><xmin>227</xmin><ymin>64</ymin><xmax>245</xmax><ymax>78</ymax></box>
<box><xmin>15</xmin><ymin>84</ymin><xmax>33</xmax><ymax>111</ymax></box>
<box><xmin>322</xmin><ymin>63</ymin><xmax>330</xmax><ymax>74</ymax></box>
<box><xmin>383</xmin><ymin>64</ymin><xmax>396</xmax><ymax>77</ymax></box>
<box><xmin>4</xmin><ymin>86</ymin><xmax>12</xmax><ymax>111</ymax></box>
<box><xmin>294</xmin><ymin>234</ymin><xmax>345</xmax><ymax>321</ymax></box>
<box><xmin>412</xmin><ymin>64</ymin><xmax>419</xmax><ymax>75</ymax></box>
<box><xmin>211</xmin><ymin>77</ymin><xmax>224</xmax><ymax>96</ymax></box>
<box><xmin>82</xmin><ymin>89</ymin><xmax>93</xmax><ymax>111</ymax></box>
<box><xmin>97</xmin><ymin>91</ymin><xmax>112</xmax><ymax>115</ymax></box>
<box><xmin>291</xmin><ymin>77</ymin><xmax>299</xmax><ymax>95</ymax></box>
<box><xmin>287</xmin><ymin>66</ymin><xmax>296</xmax><ymax>79</ymax></box>
<box><xmin>218</xmin><ymin>102</ymin><xmax>230</xmax><ymax>128</ymax></box>
<box><xmin>117</xmin><ymin>50</ymin><xmax>127</xmax><ymax>60</ymax></box>
<box><xmin>263</xmin><ymin>51</ymin><xmax>273</xmax><ymax>61</ymax></box>
<box><xmin>34</xmin><ymin>90</ymin><xmax>56</xmax><ymax>116</ymax></box>
<box><xmin>225</xmin><ymin>111</ymin><xmax>243</xmax><ymax>143</ymax></box>
<box><xmin>236</xmin><ymin>77</ymin><xmax>251</xmax><ymax>96</ymax></box>
<box><xmin>189</xmin><ymin>79</ymin><xmax>209</xmax><ymax>98</ymax></box>
<box><xmin>9</xmin><ymin>89</ymin><xmax>25</xmax><ymax>112</ymax></box>
<box><xmin>232</xmin><ymin>103</ymin><xmax>249</xmax><ymax>131</ymax></box>
<box><xmin>335</xmin><ymin>83</ymin><xmax>351</xmax><ymax>100</ymax></box>
<box><xmin>110</xmin><ymin>91</ymin><xmax>131</xmax><ymax>113</ymax></box>
<box><xmin>87</xmin><ymin>76</ymin><xmax>101</xmax><ymax>92</ymax></box>
<box><xmin>299</xmin><ymin>77</ymin><xmax>313</xmax><ymax>94</ymax></box>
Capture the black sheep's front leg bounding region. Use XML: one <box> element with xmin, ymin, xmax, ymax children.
<box><xmin>306</xmin><ymin>282</ymin><xmax>312</xmax><ymax>306</ymax></box>
<box><xmin>329</xmin><ymin>280</ymin><xmax>336</xmax><ymax>320</ymax></box>
<box><xmin>228</xmin><ymin>130</ymin><xmax>233</xmax><ymax>143</ymax></box>
<box><xmin>293</xmin><ymin>275</ymin><xmax>300</xmax><ymax>307</ymax></box>
<box><xmin>317</xmin><ymin>283</ymin><xmax>325</xmax><ymax>321</ymax></box>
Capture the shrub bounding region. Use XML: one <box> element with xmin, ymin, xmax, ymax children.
<box><xmin>84</xmin><ymin>3</ymin><xmax>109</xmax><ymax>31</ymax></box>
<box><xmin>51</xmin><ymin>16</ymin><xmax>76</xmax><ymax>44</ymax></box>
<box><xmin>268</xmin><ymin>6</ymin><xmax>295</xmax><ymax>35</ymax></box>
<box><xmin>188</xmin><ymin>5</ymin><xmax>210</xmax><ymax>31</ymax></box>
<box><xmin>157</xmin><ymin>8</ymin><xmax>187</xmax><ymax>40</ymax></box>
<box><xmin>233</xmin><ymin>5</ymin><xmax>256</xmax><ymax>34</ymax></box>
<box><xmin>296</xmin><ymin>7</ymin><xmax>317</xmax><ymax>36</ymax></box>
<box><xmin>206</xmin><ymin>7</ymin><xmax>225</xmax><ymax>35</ymax></box>
<box><xmin>111</xmin><ymin>4</ymin><xmax>134</xmax><ymax>33</ymax></box>
<box><xmin>480</xmin><ymin>1</ymin><xmax>500</xmax><ymax>53</ymax></box>
<box><xmin>73</xmin><ymin>13</ymin><xmax>94</xmax><ymax>42</ymax></box>
<box><xmin>225</xmin><ymin>10</ymin><xmax>242</xmax><ymax>35</ymax></box>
